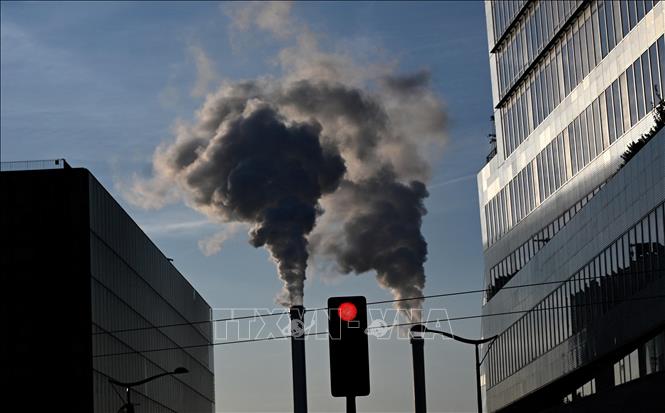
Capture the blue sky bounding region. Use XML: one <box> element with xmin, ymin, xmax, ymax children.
<box><xmin>1</xmin><ymin>1</ymin><xmax>493</xmax><ymax>411</ymax></box>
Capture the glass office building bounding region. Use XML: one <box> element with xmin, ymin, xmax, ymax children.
<box><xmin>1</xmin><ymin>163</ymin><xmax>215</xmax><ymax>412</ymax></box>
<box><xmin>478</xmin><ymin>1</ymin><xmax>665</xmax><ymax>411</ymax></box>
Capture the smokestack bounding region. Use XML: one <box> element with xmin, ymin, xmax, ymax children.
<box><xmin>410</xmin><ymin>327</ymin><xmax>426</xmax><ymax>413</ymax></box>
<box><xmin>290</xmin><ymin>305</ymin><xmax>308</xmax><ymax>413</ymax></box>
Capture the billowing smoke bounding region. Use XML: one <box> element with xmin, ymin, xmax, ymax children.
<box><xmin>126</xmin><ymin>2</ymin><xmax>446</xmax><ymax>313</ymax></box>
<box><xmin>147</xmin><ymin>95</ymin><xmax>345</xmax><ymax>305</ymax></box>
<box><xmin>311</xmin><ymin>169</ymin><xmax>429</xmax><ymax>320</ymax></box>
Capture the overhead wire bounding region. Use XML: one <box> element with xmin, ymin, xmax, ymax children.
<box><xmin>93</xmin><ymin>275</ymin><xmax>631</xmax><ymax>336</ymax></box>
<box><xmin>92</xmin><ymin>293</ymin><xmax>665</xmax><ymax>358</ymax></box>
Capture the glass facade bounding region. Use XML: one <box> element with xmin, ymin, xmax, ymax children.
<box><xmin>498</xmin><ymin>0</ymin><xmax>660</xmax><ymax>157</ymax></box>
<box><xmin>485</xmin><ymin>35</ymin><xmax>665</xmax><ymax>248</ymax></box>
<box><xmin>489</xmin><ymin>0</ymin><xmax>528</xmax><ymax>44</ymax></box>
<box><xmin>480</xmin><ymin>1</ymin><xmax>665</xmax><ymax>411</ymax></box>
<box><xmin>487</xmin><ymin>184</ymin><xmax>605</xmax><ymax>301</ymax></box>
<box><xmin>487</xmin><ymin>202</ymin><xmax>665</xmax><ymax>388</ymax></box>
<box><xmin>495</xmin><ymin>0</ymin><xmax>582</xmax><ymax>99</ymax></box>
<box><xmin>564</xmin><ymin>329</ymin><xmax>664</xmax><ymax>402</ymax></box>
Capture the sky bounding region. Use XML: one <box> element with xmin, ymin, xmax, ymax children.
<box><xmin>0</xmin><ymin>1</ymin><xmax>494</xmax><ymax>412</ymax></box>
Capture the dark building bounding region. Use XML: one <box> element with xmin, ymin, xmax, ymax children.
<box><xmin>1</xmin><ymin>160</ymin><xmax>215</xmax><ymax>412</ymax></box>
<box><xmin>479</xmin><ymin>1</ymin><xmax>665</xmax><ymax>411</ymax></box>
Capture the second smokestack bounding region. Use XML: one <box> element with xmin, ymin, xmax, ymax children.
<box><xmin>290</xmin><ymin>305</ymin><xmax>308</xmax><ymax>413</ymax></box>
<box><xmin>411</xmin><ymin>326</ymin><xmax>427</xmax><ymax>413</ymax></box>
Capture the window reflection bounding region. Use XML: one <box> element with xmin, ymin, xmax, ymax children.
<box><xmin>487</xmin><ymin>202</ymin><xmax>665</xmax><ymax>388</ymax></box>
<box><xmin>485</xmin><ymin>35</ymin><xmax>665</xmax><ymax>248</ymax></box>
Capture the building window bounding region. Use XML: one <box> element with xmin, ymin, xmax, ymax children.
<box><xmin>487</xmin><ymin>201</ymin><xmax>665</xmax><ymax>389</ymax></box>
<box><xmin>645</xmin><ymin>331</ymin><xmax>665</xmax><ymax>375</ymax></box>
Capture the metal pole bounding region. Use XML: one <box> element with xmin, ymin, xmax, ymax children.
<box><xmin>109</xmin><ymin>368</ymin><xmax>188</xmax><ymax>413</ymax></box>
<box><xmin>416</xmin><ymin>327</ymin><xmax>495</xmax><ymax>413</ymax></box>
<box><xmin>290</xmin><ymin>305</ymin><xmax>308</xmax><ymax>413</ymax></box>
<box><xmin>346</xmin><ymin>396</ymin><xmax>356</xmax><ymax>413</ymax></box>
<box><xmin>475</xmin><ymin>344</ymin><xmax>482</xmax><ymax>413</ymax></box>
<box><xmin>126</xmin><ymin>387</ymin><xmax>135</xmax><ymax>413</ymax></box>
<box><xmin>410</xmin><ymin>334</ymin><xmax>427</xmax><ymax>413</ymax></box>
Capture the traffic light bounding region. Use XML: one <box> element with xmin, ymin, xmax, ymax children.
<box><xmin>328</xmin><ymin>296</ymin><xmax>370</xmax><ymax>397</ymax></box>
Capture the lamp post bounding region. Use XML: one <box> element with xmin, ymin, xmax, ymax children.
<box><xmin>410</xmin><ymin>325</ymin><xmax>497</xmax><ymax>413</ymax></box>
<box><xmin>109</xmin><ymin>367</ymin><xmax>189</xmax><ymax>413</ymax></box>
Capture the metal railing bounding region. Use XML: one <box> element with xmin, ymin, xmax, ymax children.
<box><xmin>0</xmin><ymin>158</ymin><xmax>70</xmax><ymax>171</ymax></box>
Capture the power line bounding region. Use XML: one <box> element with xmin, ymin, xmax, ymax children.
<box><xmin>92</xmin><ymin>293</ymin><xmax>665</xmax><ymax>358</ymax></box>
<box><xmin>366</xmin><ymin>293</ymin><xmax>665</xmax><ymax>332</ymax></box>
<box><xmin>93</xmin><ymin>309</ymin><xmax>290</xmax><ymax>336</ymax></box>
<box><xmin>94</xmin><ymin>332</ymin><xmax>329</xmax><ymax>358</ymax></box>
<box><xmin>365</xmin><ymin>278</ymin><xmax>582</xmax><ymax>306</ymax></box>
<box><xmin>93</xmin><ymin>276</ymin><xmax>615</xmax><ymax>336</ymax></box>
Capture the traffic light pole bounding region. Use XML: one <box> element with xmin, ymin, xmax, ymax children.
<box><xmin>346</xmin><ymin>396</ymin><xmax>356</xmax><ymax>413</ymax></box>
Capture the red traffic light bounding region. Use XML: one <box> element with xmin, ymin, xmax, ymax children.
<box><xmin>328</xmin><ymin>296</ymin><xmax>370</xmax><ymax>397</ymax></box>
<box><xmin>338</xmin><ymin>302</ymin><xmax>358</xmax><ymax>321</ymax></box>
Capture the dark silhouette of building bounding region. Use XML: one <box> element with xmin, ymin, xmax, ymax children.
<box><xmin>1</xmin><ymin>160</ymin><xmax>215</xmax><ymax>412</ymax></box>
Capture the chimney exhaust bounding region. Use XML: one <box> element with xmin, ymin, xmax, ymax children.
<box><xmin>290</xmin><ymin>305</ymin><xmax>308</xmax><ymax>413</ymax></box>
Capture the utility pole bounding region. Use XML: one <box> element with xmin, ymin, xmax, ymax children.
<box><xmin>409</xmin><ymin>325</ymin><xmax>496</xmax><ymax>413</ymax></box>
<box><xmin>474</xmin><ymin>343</ymin><xmax>482</xmax><ymax>412</ymax></box>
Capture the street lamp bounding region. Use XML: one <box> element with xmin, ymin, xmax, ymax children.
<box><xmin>108</xmin><ymin>367</ymin><xmax>189</xmax><ymax>413</ymax></box>
<box><xmin>409</xmin><ymin>325</ymin><xmax>497</xmax><ymax>413</ymax></box>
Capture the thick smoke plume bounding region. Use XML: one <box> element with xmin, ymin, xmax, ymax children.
<box><xmin>311</xmin><ymin>169</ymin><xmax>429</xmax><ymax>319</ymax></box>
<box><xmin>127</xmin><ymin>2</ymin><xmax>446</xmax><ymax>313</ymax></box>
<box><xmin>150</xmin><ymin>96</ymin><xmax>345</xmax><ymax>305</ymax></box>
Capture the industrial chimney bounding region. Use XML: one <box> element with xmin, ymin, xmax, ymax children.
<box><xmin>410</xmin><ymin>325</ymin><xmax>427</xmax><ymax>413</ymax></box>
<box><xmin>290</xmin><ymin>305</ymin><xmax>308</xmax><ymax>413</ymax></box>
